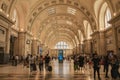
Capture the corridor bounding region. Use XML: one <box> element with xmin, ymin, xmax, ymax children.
<box><xmin>0</xmin><ymin>60</ymin><xmax>116</xmax><ymax>80</ymax></box>
<box><xmin>0</xmin><ymin>0</ymin><xmax>120</xmax><ymax>80</ymax></box>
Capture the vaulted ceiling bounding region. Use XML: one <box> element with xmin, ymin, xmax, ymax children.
<box><xmin>1</xmin><ymin>0</ymin><xmax>119</xmax><ymax>49</ymax></box>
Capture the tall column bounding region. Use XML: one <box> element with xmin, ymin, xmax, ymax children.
<box><xmin>14</xmin><ymin>37</ymin><xmax>19</xmax><ymax>55</ymax></box>
<box><xmin>78</xmin><ymin>44</ymin><xmax>82</xmax><ymax>54</ymax></box>
<box><xmin>78</xmin><ymin>44</ymin><xmax>81</xmax><ymax>54</ymax></box>
<box><xmin>18</xmin><ymin>32</ymin><xmax>25</xmax><ymax>56</ymax></box>
<box><xmin>5</xmin><ymin>28</ymin><xmax>10</xmax><ymax>54</ymax></box>
<box><xmin>0</xmin><ymin>11</ymin><xmax>14</xmax><ymax>64</ymax></box>
<box><xmin>76</xmin><ymin>45</ymin><xmax>79</xmax><ymax>54</ymax></box>
<box><xmin>111</xmin><ymin>27</ymin><xmax>117</xmax><ymax>54</ymax></box>
<box><xmin>109</xmin><ymin>13</ymin><xmax>120</xmax><ymax>55</ymax></box>
<box><xmin>83</xmin><ymin>39</ymin><xmax>91</xmax><ymax>54</ymax></box>
<box><xmin>91</xmin><ymin>31</ymin><xmax>106</xmax><ymax>55</ymax></box>
<box><xmin>31</xmin><ymin>39</ymin><xmax>37</xmax><ymax>55</ymax></box>
<box><xmin>75</xmin><ymin>46</ymin><xmax>77</xmax><ymax>54</ymax></box>
<box><xmin>99</xmin><ymin>31</ymin><xmax>106</xmax><ymax>55</ymax></box>
<box><xmin>91</xmin><ymin>31</ymin><xmax>100</xmax><ymax>54</ymax></box>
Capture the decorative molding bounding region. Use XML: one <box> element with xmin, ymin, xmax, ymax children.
<box><xmin>27</xmin><ymin>0</ymin><xmax>96</xmax><ymax>31</ymax></box>
<box><xmin>109</xmin><ymin>12</ymin><xmax>120</xmax><ymax>24</ymax></box>
<box><xmin>1</xmin><ymin>2</ymin><xmax>8</xmax><ymax>12</ymax></box>
<box><xmin>0</xmin><ymin>12</ymin><xmax>14</xmax><ymax>26</ymax></box>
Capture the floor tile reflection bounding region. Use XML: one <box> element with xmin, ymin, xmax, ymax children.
<box><xmin>0</xmin><ymin>60</ymin><xmax>119</xmax><ymax>80</ymax></box>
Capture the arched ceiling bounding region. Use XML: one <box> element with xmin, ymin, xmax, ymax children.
<box><xmin>6</xmin><ymin>0</ymin><xmax>118</xmax><ymax>49</ymax></box>
<box><xmin>9</xmin><ymin>0</ymin><xmax>100</xmax><ymax>49</ymax></box>
<box><xmin>27</xmin><ymin>0</ymin><xmax>96</xmax><ymax>49</ymax></box>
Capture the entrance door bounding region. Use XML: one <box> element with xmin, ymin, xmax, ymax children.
<box><xmin>9</xmin><ymin>36</ymin><xmax>17</xmax><ymax>59</ymax></box>
<box><xmin>58</xmin><ymin>49</ymin><xmax>63</xmax><ymax>63</ymax></box>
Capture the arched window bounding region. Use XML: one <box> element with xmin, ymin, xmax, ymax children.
<box><xmin>105</xmin><ymin>8</ymin><xmax>111</xmax><ymax>28</ymax></box>
<box><xmin>75</xmin><ymin>35</ymin><xmax>79</xmax><ymax>45</ymax></box>
<box><xmin>55</xmin><ymin>41</ymin><xmax>69</xmax><ymax>49</ymax></box>
<box><xmin>78</xmin><ymin>30</ymin><xmax>84</xmax><ymax>44</ymax></box>
<box><xmin>83</xmin><ymin>20</ymin><xmax>92</xmax><ymax>39</ymax></box>
<box><xmin>12</xmin><ymin>9</ymin><xmax>19</xmax><ymax>29</ymax></box>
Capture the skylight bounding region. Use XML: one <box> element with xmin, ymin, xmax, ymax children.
<box><xmin>48</xmin><ymin>7</ymin><xmax>55</xmax><ymax>15</ymax></box>
<box><xmin>55</xmin><ymin>41</ymin><xmax>69</xmax><ymax>49</ymax></box>
<box><xmin>67</xmin><ymin>7</ymin><xmax>76</xmax><ymax>15</ymax></box>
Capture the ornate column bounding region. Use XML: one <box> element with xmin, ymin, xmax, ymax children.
<box><xmin>109</xmin><ymin>13</ymin><xmax>120</xmax><ymax>56</ymax></box>
<box><xmin>0</xmin><ymin>11</ymin><xmax>14</xmax><ymax>64</ymax></box>
<box><xmin>0</xmin><ymin>11</ymin><xmax>14</xmax><ymax>54</ymax></box>
<box><xmin>91</xmin><ymin>31</ymin><xmax>100</xmax><ymax>54</ymax></box>
<box><xmin>78</xmin><ymin>44</ymin><xmax>83</xmax><ymax>54</ymax></box>
<box><xmin>83</xmin><ymin>39</ymin><xmax>91</xmax><ymax>54</ymax></box>
<box><xmin>75</xmin><ymin>46</ymin><xmax>77</xmax><ymax>54</ymax></box>
<box><xmin>13</xmin><ymin>37</ymin><xmax>19</xmax><ymax>55</ymax></box>
<box><xmin>76</xmin><ymin>45</ymin><xmax>79</xmax><ymax>54</ymax></box>
<box><xmin>31</xmin><ymin>39</ymin><xmax>38</xmax><ymax>55</ymax></box>
<box><xmin>5</xmin><ymin>27</ymin><xmax>10</xmax><ymax>54</ymax></box>
<box><xmin>18</xmin><ymin>32</ymin><xmax>26</xmax><ymax>56</ymax></box>
<box><xmin>91</xmin><ymin>31</ymin><xmax>106</xmax><ymax>55</ymax></box>
<box><xmin>77</xmin><ymin>44</ymin><xmax>80</xmax><ymax>54</ymax></box>
<box><xmin>99</xmin><ymin>31</ymin><xmax>105</xmax><ymax>55</ymax></box>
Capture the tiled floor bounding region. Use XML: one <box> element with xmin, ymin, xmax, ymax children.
<box><xmin>0</xmin><ymin>60</ymin><xmax>119</xmax><ymax>80</ymax></box>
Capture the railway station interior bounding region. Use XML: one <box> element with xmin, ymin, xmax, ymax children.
<box><xmin>0</xmin><ymin>0</ymin><xmax>120</xmax><ymax>80</ymax></box>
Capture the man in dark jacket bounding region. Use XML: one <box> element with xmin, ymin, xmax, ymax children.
<box><xmin>45</xmin><ymin>54</ymin><xmax>50</xmax><ymax>71</ymax></box>
<box><xmin>92</xmin><ymin>53</ymin><xmax>101</xmax><ymax>80</ymax></box>
<box><xmin>104</xmin><ymin>53</ymin><xmax>110</xmax><ymax>78</ymax></box>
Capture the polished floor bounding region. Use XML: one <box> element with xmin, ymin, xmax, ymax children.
<box><xmin>0</xmin><ymin>60</ymin><xmax>119</xmax><ymax>80</ymax></box>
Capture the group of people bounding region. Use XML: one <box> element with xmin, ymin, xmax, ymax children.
<box><xmin>24</xmin><ymin>53</ymin><xmax>51</xmax><ymax>73</ymax></box>
<box><xmin>73</xmin><ymin>54</ymin><xmax>85</xmax><ymax>71</ymax></box>
<box><xmin>72</xmin><ymin>51</ymin><xmax>120</xmax><ymax>80</ymax></box>
<box><xmin>11</xmin><ymin>55</ymin><xmax>23</xmax><ymax>66</ymax></box>
<box><xmin>10</xmin><ymin>51</ymin><xmax>119</xmax><ymax>80</ymax></box>
<box><xmin>103</xmin><ymin>51</ymin><xmax>120</xmax><ymax>80</ymax></box>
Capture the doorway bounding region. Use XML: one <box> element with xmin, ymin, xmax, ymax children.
<box><xmin>9</xmin><ymin>35</ymin><xmax>17</xmax><ymax>59</ymax></box>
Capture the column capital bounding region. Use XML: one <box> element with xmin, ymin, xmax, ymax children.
<box><xmin>109</xmin><ymin>12</ymin><xmax>120</xmax><ymax>24</ymax></box>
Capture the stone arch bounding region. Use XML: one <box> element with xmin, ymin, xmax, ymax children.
<box><xmin>26</xmin><ymin>0</ymin><xmax>96</xmax><ymax>32</ymax></box>
<box><xmin>99</xmin><ymin>2</ymin><xmax>108</xmax><ymax>30</ymax></box>
<box><xmin>78</xmin><ymin>30</ymin><xmax>84</xmax><ymax>44</ymax></box>
<box><xmin>83</xmin><ymin>20</ymin><xmax>92</xmax><ymax>39</ymax></box>
<box><xmin>94</xmin><ymin>0</ymin><xmax>103</xmax><ymax>19</ymax></box>
<box><xmin>10</xmin><ymin>5</ymin><xmax>26</xmax><ymax>31</ymax></box>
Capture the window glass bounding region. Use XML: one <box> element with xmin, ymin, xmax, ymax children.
<box><xmin>105</xmin><ymin>8</ymin><xmax>111</xmax><ymax>28</ymax></box>
<box><xmin>55</xmin><ymin>41</ymin><xmax>69</xmax><ymax>49</ymax></box>
<box><xmin>67</xmin><ymin>7</ymin><xmax>76</xmax><ymax>15</ymax></box>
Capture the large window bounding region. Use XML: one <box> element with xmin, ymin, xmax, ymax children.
<box><xmin>83</xmin><ymin>20</ymin><xmax>92</xmax><ymax>39</ymax></box>
<box><xmin>105</xmin><ymin>8</ymin><xmax>111</xmax><ymax>28</ymax></box>
<box><xmin>12</xmin><ymin>9</ymin><xmax>19</xmax><ymax>29</ymax></box>
<box><xmin>55</xmin><ymin>41</ymin><xmax>69</xmax><ymax>49</ymax></box>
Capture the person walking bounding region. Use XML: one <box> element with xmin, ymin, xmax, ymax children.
<box><xmin>111</xmin><ymin>55</ymin><xmax>120</xmax><ymax>79</ymax></box>
<box><xmin>44</xmin><ymin>54</ymin><xmax>50</xmax><ymax>71</ymax></box>
<box><xmin>38</xmin><ymin>55</ymin><xmax>44</xmax><ymax>72</ymax></box>
<box><xmin>29</xmin><ymin>55</ymin><xmax>36</xmax><ymax>74</ymax></box>
<box><xmin>104</xmin><ymin>53</ymin><xmax>110</xmax><ymax>78</ymax></box>
<box><xmin>92</xmin><ymin>53</ymin><xmax>101</xmax><ymax>80</ymax></box>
